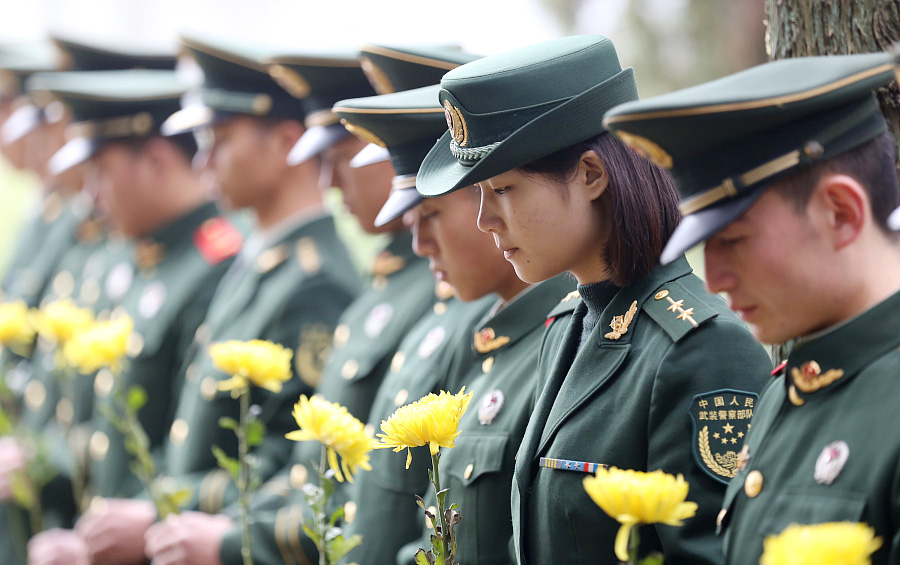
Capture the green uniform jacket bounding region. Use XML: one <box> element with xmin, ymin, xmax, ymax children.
<box><xmin>399</xmin><ymin>274</ymin><xmax>574</xmax><ymax>565</ymax></box>
<box><xmin>721</xmin><ymin>289</ymin><xmax>900</xmax><ymax>564</ymax></box>
<box><xmin>89</xmin><ymin>203</ymin><xmax>239</xmax><ymax>499</ymax></box>
<box><xmin>341</xmin><ymin>294</ymin><xmax>495</xmax><ymax>565</ymax></box>
<box><xmin>163</xmin><ymin>213</ymin><xmax>360</xmax><ymax>514</ymax></box>
<box><xmin>512</xmin><ymin>257</ymin><xmax>773</xmax><ymax>565</ymax></box>
<box><xmin>217</xmin><ymin>231</ymin><xmax>438</xmax><ymax>565</ymax></box>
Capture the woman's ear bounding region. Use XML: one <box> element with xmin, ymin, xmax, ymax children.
<box><xmin>579</xmin><ymin>150</ymin><xmax>609</xmax><ymax>201</ymax></box>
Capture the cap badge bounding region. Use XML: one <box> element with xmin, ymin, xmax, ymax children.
<box><xmin>478</xmin><ymin>389</ymin><xmax>504</xmax><ymax>425</ymax></box>
<box><xmin>614</xmin><ymin>130</ymin><xmax>673</xmax><ymax>168</ymax></box>
<box><xmin>444</xmin><ymin>100</ymin><xmax>468</xmax><ymax>147</ymax></box>
<box><xmin>605</xmin><ymin>300</ymin><xmax>637</xmax><ymax>340</ymax></box>
<box><xmin>814</xmin><ymin>440</ymin><xmax>849</xmax><ymax>485</ymax></box>
<box><xmin>473</xmin><ymin>328</ymin><xmax>510</xmax><ymax>354</ymax></box>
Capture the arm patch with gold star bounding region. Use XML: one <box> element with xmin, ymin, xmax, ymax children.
<box><xmin>689</xmin><ymin>389</ymin><xmax>759</xmax><ymax>484</ymax></box>
<box><xmin>642</xmin><ymin>281</ymin><xmax>717</xmax><ymax>342</ymax></box>
<box><xmin>294</xmin><ymin>323</ymin><xmax>333</xmax><ymax>387</ymax></box>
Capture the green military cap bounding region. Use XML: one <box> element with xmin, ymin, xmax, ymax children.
<box><xmin>602</xmin><ymin>52</ymin><xmax>898</xmax><ymax>264</ymax></box>
<box><xmin>416</xmin><ymin>35</ymin><xmax>637</xmax><ymax>197</ymax></box>
<box><xmin>53</xmin><ymin>34</ymin><xmax>177</xmax><ymax>71</ymax></box>
<box><xmin>162</xmin><ymin>34</ymin><xmax>305</xmax><ymax>135</ymax></box>
<box><xmin>334</xmin><ymin>85</ymin><xmax>447</xmax><ymax>226</ymax></box>
<box><xmin>349</xmin><ymin>44</ymin><xmax>480</xmax><ymax>170</ymax></box>
<box><xmin>263</xmin><ymin>51</ymin><xmax>374</xmax><ymax>165</ymax></box>
<box><xmin>0</xmin><ymin>40</ymin><xmax>61</xmax><ymax>99</ymax></box>
<box><xmin>26</xmin><ymin>69</ymin><xmax>188</xmax><ymax>174</ymax></box>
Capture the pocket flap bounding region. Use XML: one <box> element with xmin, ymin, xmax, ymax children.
<box><xmin>444</xmin><ymin>431</ymin><xmax>510</xmax><ymax>487</ymax></box>
<box><xmin>759</xmin><ymin>490</ymin><xmax>866</xmax><ymax>538</ymax></box>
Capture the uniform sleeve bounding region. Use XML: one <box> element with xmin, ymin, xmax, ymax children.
<box><xmin>648</xmin><ymin>317</ymin><xmax>772</xmax><ymax>565</ymax></box>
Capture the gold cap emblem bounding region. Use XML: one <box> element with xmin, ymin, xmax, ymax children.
<box><xmin>444</xmin><ymin>100</ymin><xmax>468</xmax><ymax>147</ymax></box>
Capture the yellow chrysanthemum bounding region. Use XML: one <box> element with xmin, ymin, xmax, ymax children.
<box><xmin>285</xmin><ymin>395</ymin><xmax>374</xmax><ymax>482</ymax></box>
<box><xmin>209</xmin><ymin>339</ymin><xmax>293</xmax><ymax>394</ymax></box>
<box><xmin>761</xmin><ymin>522</ymin><xmax>882</xmax><ymax>565</ymax></box>
<box><xmin>63</xmin><ymin>316</ymin><xmax>133</xmax><ymax>375</ymax></box>
<box><xmin>374</xmin><ymin>387</ymin><xmax>473</xmax><ymax>469</ymax></box>
<box><xmin>583</xmin><ymin>467</ymin><xmax>698</xmax><ymax>562</ymax></box>
<box><xmin>30</xmin><ymin>299</ymin><xmax>94</xmax><ymax>345</ymax></box>
<box><xmin>0</xmin><ymin>301</ymin><xmax>35</xmax><ymax>353</ymax></box>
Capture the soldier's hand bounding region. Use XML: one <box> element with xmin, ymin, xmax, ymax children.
<box><xmin>27</xmin><ymin>528</ymin><xmax>89</xmax><ymax>565</ymax></box>
<box><xmin>75</xmin><ymin>498</ymin><xmax>156</xmax><ymax>565</ymax></box>
<box><xmin>0</xmin><ymin>436</ymin><xmax>26</xmax><ymax>501</ymax></box>
<box><xmin>144</xmin><ymin>511</ymin><xmax>234</xmax><ymax>565</ymax></box>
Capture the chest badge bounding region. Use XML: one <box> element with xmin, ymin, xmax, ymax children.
<box><xmin>473</xmin><ymin>328</ymin><xmax>510</xmax><ymax>353</ymax></box>
<box><xmin>138</xmin><ymin>281</ymin><xmax>167</xmax><ymax>319</ymax></box>
<box><xmin>417</xmin><ymin>326</ymin><xmax>446</xmax><ymax>360</ymax></box>
<box><xmin>604</xmin><ymin>300</ymin><xmax>637</xmax><ymax>340</ymax></box>
<box><xmin>478</xmin><ymin>389</ymin><xmax>504</xmax><ymax>425</ymax></box>
<box><xmin>814</xmin><ymin>440</ymin><xmax>849</xmax><ymax>485</ymax></box>
<box><xmin>689</xmin><ymin>389</ymin><xmax>758</xmax><ymax>484</ymax></box>
<box><xmin>364</xmin><ymin>303</ymin><xmax>394</xmax><ymax>338</ymax></box>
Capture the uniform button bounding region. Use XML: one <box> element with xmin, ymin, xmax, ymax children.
<box><xmin>464</xmin><ymin>463</ymin><xmax>474</xmax><ymax>480</ymax></box>
<box><xmin>290</xmin><ymin>464</ymin><xmax>308</xmax><ymax>489</ymax></box>
<box><xmin>744</xmin><ymin>470</ymin><xmax>763</xmax><ymax>498</ymax></box>
<box><xmin>343</xmin><ymin>501</ymin><xmax>357</xmax><ymax>525</ymax></box>
<box><xmin>126</xmin><ymin>332</ymin><xmax>145</xmax><ymax>357</ymax></box>
<box><xmin>390</xmin><ymin>351</ymin><xmax>406</xmax><ymax>373</ymax></box>
<box><xmin>394</xmin><ymin>389</ymin><xmax>409</xmax><ymax>407</ymax></box>
<box><xmin>80</xmin><ymin>278</ymin><xmax>101</xmax><ymax>306</ymax></box>
<box><xmin>94</xmin><ymin>369</ymin><xmax>115</xmax><ymax>398</ymax></box>
<box><xmin>201</xmin><ymin>377</ymin><xmax>218</xmax><ymax>401</ymax></box>
<box><xmin>482</xmin><ymin>357</ymin><xmax>494</xmax><ymax>373</ymax></box>
<box><xmin>24</xmin><ymin>380</ymin><xmax>46</xmax><ymax>411</ymax></box>
<box><xmin>433</xmin><ymin>302</ymin><xmax>447</xmax><ymax>315</ymax></box>
<box><xmin>341</xmin><ymin>359</ymin><xmax>359</xmax><ymax>380</ymax></box>
<box><xmin>170</xmin><ymin>419</ymin><xmax>189</xmax><ymax>446</ymax></box>
<box><xmin>89</xmin><ymin>431</ymin><xmax>109</xmax><ymax>461</ymax></box>
<box><xmin>364</xmin><ymin>424</ymin><xmax>375</xmax><ymax>438</ymax></box>
<box><xmin>333</xmin><ymin>324</ymin><xmax>350</xmax><ymax>348</ymax></box>
<box><xmin>52</xmin><ymin>271</ymin><xmax>75</xmax><ymax>298</ymax></box>
<box><xmin>56</xmin><ymin>398</ymin><xmax>74</xmax><ymax>425</ymax></box>
<box><xmin>185</xmin><ymin>363</ymin><xmax>200</xmax><ymax>382</ymax></box>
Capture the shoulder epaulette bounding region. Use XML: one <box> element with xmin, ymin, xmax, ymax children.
<box><xmin>642</xmin><ymin>280</ymin><xmax>717</xmax><ymax>342</ymax></box>
<box><xmin>194</xmin><ymin>217</ymin><xmax>242</xmax><ymax>265</ymax></box>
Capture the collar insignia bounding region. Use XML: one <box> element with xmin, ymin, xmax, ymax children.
<box><xmin>474</xmin><ymin>327</ymin><xmax>510</xmax><ymax>354</ymax></box>
<box><xmin>371</xmin><ymin>251</ymin><xmax>405</xmax><ymax>277</ymax></box>
<box><xmin>604</xmin><ymin>300</ymin><xmax>637</xmax><ymax>340</ymax></box>
<box><xmin>791</xmin><ymin>360</ymin><xmax>844</xmax><ymax>393</ymax></box>
<box><xmin>136</xmin><ymin>240</ymin><xmax>165</xmax><ymax>271</ymax></box>
<box><xmin>561</xmin><ymin>290</ymin><xmax>580</xmax><ymax>303</ymax></box>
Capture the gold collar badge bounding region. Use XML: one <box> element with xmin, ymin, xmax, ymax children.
<box><xmin>605</xmin><ymin>300</ymin><xmax>637</xmax><ymax>340</ymax></box>
<box><xmin>562</xmin><ymin>290</ymin><xmax>580</xmax><ymax>303</ymax></box>
<box><xmin>474</xmin><ymin>327</ymin><xmax>510</xmax><ymax>354</ymax></box>
<box><xmin>136</xmin><ymin>240</ymin><xmax>165</xmax><ymax>271</ymax></box>
<box><xmin>371</xmin><ymin>251</ymin><xmax>405</xmax><ymax>277</ymax></box>
<box><xmin>788</xmin><ymin>360</ymin><xmax>844</xmax><ymax>406</ymax></box>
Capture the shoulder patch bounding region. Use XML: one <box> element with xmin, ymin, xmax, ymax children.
<box><xmin>194</xmin><ymin>217</ymin><xmax>243</xmax><ymax>265</ymax></box>
<box><xmin>689</xmin><ymin>389</ymin><xmax>758</xmax><ymax>484</ymax></box>
<box><xmin>546</xmin><ymin>290</ymin><xmax>580</xmax><ymax>319</ymax></box>
<box><xmin>642</xmin><ymin>281</ymin><xmax>717</xmax><ymax>342</ymax></box>
<box><xmin>295</xmin><ymin>323</ymin><xmax>333</xmax><ymax>387</ymax></box>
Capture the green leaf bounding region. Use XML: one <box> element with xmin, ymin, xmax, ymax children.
<box><xmin>8</xmin><ymin>473</ymin><xmax>34</xmax><ymax>509</ymax></box>
<box><xmin>414</xmin><ymin>548</ymin><xmax>434</xmax><ymax>565</ymax></box>
<box><xmin>327</xmin><ymin>533</ymin><xmax>363</xmax><ymax>563</ymax></box>
<box><xmin>639</xmin><ymin>553</ymin><xmax>665</xmax><ymax>565</ymax></box>
<box><xmin>301</xmin><ymin>524</ymin><xmax>319</xmax><ymax>546</ymax></box>
<box><xmin>126</xmin><ymin>386</ymin><xmax>148</xmax><ymax>412</ymax></box>
<box><xmin>218</xmin><ymin>417</ymin><xmax>238</xmax><ymax>431</ymax></box>
<box><xmin>211</xmin><ymin>446</ymin><xmax>239</xmax><ymax>482</ymax></box>
<box><xmin>246</xmin><ymin>420</ymin><xmax>266</xmax><ymax>447</ymax></box>
<box><xmin>415</xmin><ymin>494</ymin><xmax>426</xmax><ymax>510</ymax></box>
<box><xmin>329</xmin><ymin>506</ymin><xmax>344</xmax><ymax>527</ymax></box>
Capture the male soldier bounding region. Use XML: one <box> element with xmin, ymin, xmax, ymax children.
<box><xmin>23</xmin><ymin>68</ymin><xmax>242</xmax><ymax>564</ymax></box>
<box><xmin>143</xmin><ymin>45</ymin><xmax>479</xmax><ymax>565</ymax></box>
<box><xmin>68</xmin><ymin>35</ymin><xmax>361</xmax><ymax>564</ymax></box>
<box><xmin>604</xmin><ymin>52</ymin><xmax>900</xmax><ymax>563</ymax></box>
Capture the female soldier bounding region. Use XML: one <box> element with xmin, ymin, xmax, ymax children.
<box><xmin>335</xmin><ymin>82</ymin><xmax>571</xmax><ymax>565</ymax></box>
<box><xmin>417</xmin><ymin>35</ymin><xmax>773</xmax><ymax>564</ymax></box>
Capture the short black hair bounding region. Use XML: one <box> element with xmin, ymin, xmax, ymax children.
<box><xmin>113</xmin><ymin>132</ymin><xmax>199</xmax><ymax>164</ymax></box>
<box><xmin>519</xmin><ymin>132</ymin><xmax>682</xmax><ymax>286</ymax></box>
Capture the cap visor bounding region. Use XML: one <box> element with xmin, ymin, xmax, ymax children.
<box><xmin>375</xmin><ymin>188</ymin><xmax>424</xmax><ymax>227</ymax></box>
<box><xmin>48</xmin><ymin>137</ymin><xmax>95</xmax><ymax>176</ymax></box>
<box><xmin>350</xmin><ymin>143</ymin><xmax>390</xmax><ymax>168</ymax></box>
<box><xmin>1</xmin><ymin>104</ymin><xmax>40</xmax><ymax>145</ymax></box>
<box><xmin>161</xmin><ymin>105</ymin><xmax>215</xmax><ymax>136</ymax></box>
<box><xmin>288</xmin><ymin>124</ymin><xmax>350</xmax><ymax>166</ymax></box>
<box><xmin>659</xmin><ymin>184</ymin><xmax>767</xmax><ymax>265</ymax></box>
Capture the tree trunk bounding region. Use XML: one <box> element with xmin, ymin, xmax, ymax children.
<box><xmin>765</xmin><ymin>0</ymin><xmax>900</xmax><ymax>160</ymax></box>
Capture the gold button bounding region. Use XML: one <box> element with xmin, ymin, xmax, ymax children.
<box><xmin>464</xmin><ymin>463</ymin><xmax>474</xmax><ymax>480</ymax></box>
<box><xmin>56</xmin><ymin>398</ymin><xmax>74</xmax><ymax>425</ymax></box>
<box><xmin>185</xmin><ymin>363</ymin><xmax>200</xmax><ymax>382</ymax></box>
<box><xmin>364</xmin><ymin>423</ymin><xmax>375</xmax><ymax>438</ymax></box>
<box><xmin>170</xmin><ymin>419</ymin><xmax>189</xmax><ymax>446</ymax></box>
<box><xmin>80</xmin><ymin>278</ymin><xmax>101</xmax><ymax>306</ymax></box>
<box><xmin>89</xmin><ymin>431</ymin><xmax>109</xmax><ymax>461</ymax></box>
<box><xmin>290</xmin><ymin>464</ymin><xmax>308</xmax><ymax>489</ymax></box>
<box><xmin>52</xmin><ymin>271</ymin><xmax>75</xmax><ymax>298</ymax></box>
<box><xmin>716</xmin><ymin>508</ymin><xmax>727</xmax><ymax>527</ymax></box>
<box><xmin>425</xmin><ymin>505</ymin><xmax>437</xmax><ymax>529</ymax></box>
<box><xmin>482</xmin><ymin>357</ymin><xmax>494</xmax><ymax>373</ymax></box>
<box><xmin>126</xmin><ymin>333</ymin><xmax>144</xmax><ymax>357</ymax></box>
<box><xmin>201</xmin><ymin>377</ymin><xmax>218</xmax><ymax>401</ymax></box>
<box><xmin>341</xmin><ymin>359</ymin><xmax>359</xmax><ymax>380</ymax></box>
<box><xmin>24</xmin><ymin>380</ymin><xmax>46</xmax><ymax>410</ymax></box>
<box><xmin>343</xmin><ymin>501</ymin><xmax>357</xmax><ymax>525</ymax></box>
<box><xmin>390</xmin><ymin>351</ymin><xmax>406</xmax><ymax>373</ymax></box>
<box><xmin>94</xmin><ymin>369</ymin><xmax>115</xmax><ymax>398</ymax></box>
<box><xmin>394</xmin><ymin>389</ymin><xmax>409</xmax><ymax>407</ymax></box>
<box><xmin>655</xmin><ymin>290</ymin><xmax>669</xmax><ymax>300</ymax></box>
<box><xmin>333</xmin><ymin>324</ymin><xmax>350</xmax><ymax>348</ymax></box>
<box><xmin>194</xmin><ymin>323</ymin><xmax>210</xmax><ymax>345</ymax></box>
<box><xmin>90</xmin><ymin>496</ymin><xmax>108</xmax><ymax>515</ymax></box>
<box><xmin>433</xmin><ymin>302</ymin><xmax>447</xmax><ymax>315</ymax></box>
<box><xmin>372</xmin><ymin>276</ymin><xmax>387</xmax><ymax>290</ymax></box>
<box><xmin>744</xmin><ymin>470</ymin><xmax>763</xmax><ymax>498</ymax></box>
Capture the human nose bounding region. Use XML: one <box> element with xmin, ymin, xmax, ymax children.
<box><xmin>477</xmin><ymin>189</ymin><xmax>501</xmax><ymax>234</ymax></box>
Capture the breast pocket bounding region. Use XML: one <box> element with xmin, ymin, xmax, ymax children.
<box><xmin>759</xmin><ymin>490</ymin><xmax>867</xmax><ymax>538</ymax></box>
<box><xmin>444</xmin><ymin>432</ymin><xmax>509</xmax><ymax>487</ymax></box>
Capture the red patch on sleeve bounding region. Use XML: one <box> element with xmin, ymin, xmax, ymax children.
<box><xmin>194</xmin><ymin>217</ymin><xmax>243</xmax><ymax>265</ymax></box>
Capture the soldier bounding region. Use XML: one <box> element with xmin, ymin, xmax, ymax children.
<box><xmin>22</xmin><ymin>67</ymin><xmax>242</xmax><ymax>564</ymax></box>
<box><xmin>604</xmin><ymin>51</ymin><xmax>900</xmax><ymax>564</ymax></box>
<box><xmin>416</xmin><ymin>35</ymin><xmax>773</xmax><ymax>564</ymax></box>
<box><xmin>143</xmin><ymin>45</ymin><xmax>478</xmax><ymax>565</ymax></box>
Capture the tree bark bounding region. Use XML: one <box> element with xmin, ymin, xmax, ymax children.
<box><xmin>765</xmin><ymin>0</ymin><xmax>900</xmax><ymax>160</ymax></box>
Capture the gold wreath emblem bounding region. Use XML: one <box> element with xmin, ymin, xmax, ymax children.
<box><xmin>473</xmin><ymin>328</ymin><xmax>510</xmax><ymax>354</ymax></box>
<box><xmin>791</xmin><ymin>361</ymin><xmax>844</xmax><ymax>393</ymax></box>
<box><xmin>360</xmin><ymin>56</ymin><xmax>395</xmax><ymax>95</ymax></box>
<box><xmin>605</xmin><ymin>300</ymin><xmax>637</xmax><ymax>340</ymax></box>
<box><xmin>699</xmin><ymin>426</ymin><xmax>738</xmax><ymax>479</ymax></box>
<box><xmin>614</xmin><ymin>131</ymin><xmax>673</xmax><ymax>168</ymax></box>
<box><xmin>444</xmin><ymin>100</ymin><xmax>468</xmax><ymax>147</ymax></box>
<box><xmin>340</xmin><ymin>120</ymin><xmax>387</xmax><ymax>148</ymax></box>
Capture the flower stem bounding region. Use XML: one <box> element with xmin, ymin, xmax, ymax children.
<box><xmin>59</xmin><ymin>369</ymin><xmax>86</xmax><ymax>513</ymax></box>
<box><xmin>628</xmin><ymin>525</ymin><xmax>640</xmax><ymax>565</ymax></box>
<box><xmin>319</xmin><ymin>447</ymin><xmax>328</xmax><ymax>565</ymax></box>
<box><xmin>431</xmin><ymin>451</ymin><xmax>450</xmax><ymax>563</ymax></box>
<box><xmin>238</xmin><ymin>387</ymin><xmax>254</xmax><ymax>565</ymax></box>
